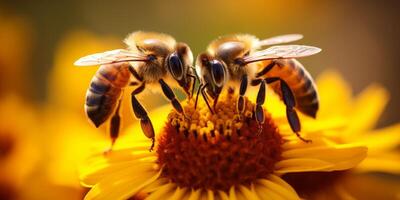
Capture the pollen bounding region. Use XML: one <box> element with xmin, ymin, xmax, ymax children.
<box><xmin>156</xmin><ymin>90</ymin><xmax>283</xmax><ymax>192</ymax></box>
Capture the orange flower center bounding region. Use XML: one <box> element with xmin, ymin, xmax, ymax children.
<box><xmin>156</xmin><ymin>91</ymin><xmax>283</xmax><ymax>192</ymax></box>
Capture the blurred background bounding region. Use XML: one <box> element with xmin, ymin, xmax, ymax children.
<box><xmin>0</xmin><ymin>0</ymin><xmax>399</xmax><ymax>199</ymax></box>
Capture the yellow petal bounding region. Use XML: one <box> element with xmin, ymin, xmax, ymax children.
<box><xmin>258</xmin><ymin>179</ymin><xmax>300</xmax><ymax>200</ymax></box>
<box><xmin>275</xmin><ymin>158</ymin><xmax>334</xmax><ymax>173</ymax></box>
<box><xmin>356</xmin><ymin>153</ymin><xmax>400</xmax><ymax>174</ymax></box>
<box><xmin>228</xmin><ymin>186</ymin><xmax>237</xmax><ymax>200</ymax></box>
<box><xmin>81</xmin><ymin>160</ymin><xmax>155</xmax><ymax>187</ymax></box>
<box><xmin>207</xmin><ymin>190</ymin><xmax>215</xmax><ymax>200</ymax></box>
<box><xmin>238</xmin><ymin>185</ymin><xmax>261</xmax><ymax>200</ymax></box>
<box><xmin>188</xmin><ymin>189</ymin><xmax>202</xmax><ymax>200</ymax></box>
<box><xmin>316</xmin><ymin>70</ymin><xmax>352</xmax><ymax>116</ymax></box>
<box><xmin>281</xmin><ymin>137</ymin><xmax>338</xmax><ymax>151</ymax></box>
<box><xmin>278</xmin><ymin>145</ymin><xmax>367</xmax><ymax>173</ymax></box>
<box><xmin>80</xmin><ymin>148</ymin><xmax>156</xmax><ymax>186</ymax></box>
<box><xmin>346</xmin><ymin>84</ymin><xmax>389</xmax><ymax>133</ymax></box>
<box><xmin>254</xmin><ymin>183</ymin><xmax>284</xmax><ymax>200</ymax></box>
<box><xmin>146</xmin><ymin>183</ymin><xmax>176</xmax><ymax>200</ymax></box>
<box><xmin>167</xmin><ymin>187</ymin><xmax>188</xmax><ymax>200</ymax></box>
<box><xmin>83</xmin><ymin>147</ymin><xmax>154</xmax><ymax>169</ymax></box>
<box><xmin>218</xmin><ymin>190</ymin><xmax>230</xmax><ymax>200</ymax></box>
<box><xmin>140</xmin><ymin>177</ymin><xmax>169</xmax><ymax>194</ymax></box>
<box><xmin>268</xmin><ymin>174</ymin><xmax>297</xmax><ymax>194</ymax></box>
<box><xmin>356</xmin><ymin>123</ymin><xmax>400</xmax><ymax>151</ymax></box>
<box><xmin>85</xmin><ymin>166</ymin><xmax>160</xmax><ymax>200</ymax></box>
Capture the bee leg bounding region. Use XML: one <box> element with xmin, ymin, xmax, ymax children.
<box><xmin>199</xmin><ymin>83</ymin><xmax>214</xmax><ymax>114</ymax></box>
<box><xmin>237</xmin><ymin>75</ymin><xmax>248</xmax><ymax>115</ymax></box>
<box><xmin>130</xmin><ymin>81</ymin><xmax>139</xmax><ymax>86</ymax></box>
<box><xmin>131</xmin><ymin>83</ymin><xmax>155</xmax><ymax>151</ymax></box>
<box><xmin>187</xmin><ymin>73</ymin><xmax>197</xmax><ymax>99</ymax></box>
<box><xmin>107</xmin><ymin>95</ymin><xmax>123</xmax><ymax>153</ymax></box>
<box><xmin>265</xmin><ymin>77</ymin><xmax>312</xmax><ymax>143</ymax></box>
<box><xmin>255</xmin><ymin>60</ymin><xmax>276</xmax><ymax>78</ymax></box>
<box><xmin>202</xmin><ymin>86</ymin><xmax>214</xmax><ymax>114</ymax></box>
<box><xmin>159</xmin><ymin>79</ymin><xmax>189</xmax><ymax>121</ymax></box>
<box><xmin>255</xmin><ymin>80</ymin><xmax>266</xmax><ymax>133</ymax></box>
<box><xmin>213</xmin><ymin>94</ymin><xmax>220</xmax><ymax>111</ymax></box>
<box><xmin>195</xmin><ymin>83</ymin><xmax>202</xmax><ymax>110</ymax></box>
<box><xmin>129</xmin><ymin>65</ymin><xmax>143</xmax><ymax>81</ymax></box>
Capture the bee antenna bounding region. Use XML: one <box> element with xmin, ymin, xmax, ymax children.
<box><xmin>235</xmin><ymin>58</ymin><xmax>246</xmax><ymax>66</ymax></box>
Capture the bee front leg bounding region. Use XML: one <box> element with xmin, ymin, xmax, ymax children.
<box><xmin>265</xmin><ymin>77</ymin><xmax>311</xmax><ymax>143</ymax></box>
<box><xmin>131</xmin><ymin>83</ymin><xmax>155</xmax><ymax>151</ymax></box>
<box><xmin>255</xmin><ymin>60</ymin><xmax>276</xmax><ymax>78</ymax></box>
<box><xmin>159</xmin><ymin>79</ymin><xmax>188</xmax><ymax>120</ymax></box>
<box><xmin>187</xmin><ymin>73</ymin><xmax>197</xmax><ymax>99</ymax></box>
<box><xmin>255</xmin><ymin>80</ymin><xmax>266</xmax><ymax>133</ymax></box>
<box><xmin>213</xmin><ymin>94</ymin><xmax>220</xmax><ymax>111</ymax></box>
<box><xmin>237</xmin><ymin>74</ymin><xmax>248</xmax><ymax>115</ymax></box>
<box><xmin>201</xmin><ymin>84</ymin><xmax>214</xmax><ymax>114</ymax></box>
<box><xmin>195</xmin><ymin>83</ymin><xmax>202</xmax><ymax>110</ymax></box>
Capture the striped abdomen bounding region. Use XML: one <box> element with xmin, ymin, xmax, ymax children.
<box><xmin>258</xmin><ymin>59</ymin><xmax>319</xmax><ymax>118</ymax></box>
<box><xmin>85</xmin><ymin>63</ymin><xmax>131</xmax><ymax>127</ymax></box>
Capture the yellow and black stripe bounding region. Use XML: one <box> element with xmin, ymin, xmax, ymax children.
<box><xmin>84</xmin><ymin>63</ymin><xmax>131</xmax><ymax>127</ymax></box>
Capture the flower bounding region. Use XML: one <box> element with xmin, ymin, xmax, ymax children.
<box><xmin>80</xmin><ymin>83</ymin><xmax>368</xmax><ymax>200</ymax></box>
<box><xmin>281</xmin><ymin>71</ymin><xmax>400</xmax><ymax>200</ymax></box>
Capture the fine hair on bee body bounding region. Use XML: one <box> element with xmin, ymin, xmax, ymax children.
<box><xmin>195</xmin><ymin>33</ymin><xmax>321</xmax><ymax>142</ymax></box>
<box><xmin>74</xmin><ymin>31</ymin><xmax>196</xmax><ymax>151</ymax></box>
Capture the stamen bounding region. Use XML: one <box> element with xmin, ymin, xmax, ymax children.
<box><xmin>156</xmin><ymin>91</ymin><xmax>283</xmax><ymax>192</ymax></box>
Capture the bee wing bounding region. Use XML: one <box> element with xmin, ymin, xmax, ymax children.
<box><xmin>257</xmin><ymin>34</ymin><xmax>303</xmax><ymax>47</ymax></box>
<box><xmin>243</xmin><ymin>45</ymin><xmax>321</xmax><ymax>63</ymax></box>
<box><xmin>74</xmin><ymin>49</ymin><xmax>149</xmax><ymax>66</ymax></box>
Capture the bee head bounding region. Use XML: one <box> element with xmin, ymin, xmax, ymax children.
<box><xmin>167</xmin><ymin>43</ymin><xmax>195</xmax><ymax>97</ymax></box>
<box><xmin>215</xmin><ymin>41</ymin><xmax>250</xmax><ymax>67</ymax></box>
<box><xmin>196</xmin><ymin>53</ymin><xmax>227</xmax><ymax>98</ymax></box>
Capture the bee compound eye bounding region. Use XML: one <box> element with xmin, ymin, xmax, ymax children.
<box><xmin>210</xmin><ymin>60</ymin><xmax>226</xmax><ymax>87</ymax></box>
<box><xmin>168</xmin><ymin>53</ymin><xmax>184</xmax><ymax>80</ymax></box>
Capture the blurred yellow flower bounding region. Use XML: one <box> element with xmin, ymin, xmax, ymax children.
<box><xmin>79</xmin><ymin>75</ymin><xmax>369</xmax><ymax>199</ymax></box>
<box><xmin>281</xmin><ymin>71</ymin><xmax>400</xmax><ymax>200</ymax></box>
<box><xmin>0</xmin><ymin>95</ymin><xmax>39</xmax><ymax>199</ymax></box>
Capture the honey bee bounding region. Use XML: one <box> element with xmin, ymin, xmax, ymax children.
<box><xmin>74</xmin><ymin>31</ymin><xmax>196</xmax><ymax>151</ymax></box>
<box><xmin>195</xmin><ymin>34</ymin><xmax>321</xmax><ymax>142</ymax></box>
